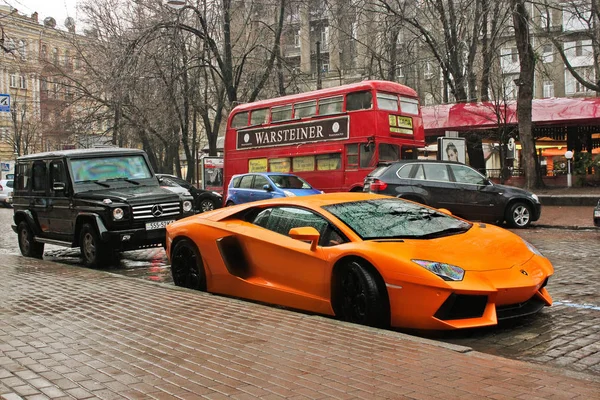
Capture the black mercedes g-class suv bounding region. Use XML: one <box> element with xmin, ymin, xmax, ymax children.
<box><xmin>12</xmin><ymin>147</ymin><xmax>195</xmax><ymax>267</ymax></box>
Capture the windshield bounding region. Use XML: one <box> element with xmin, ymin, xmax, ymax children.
<box><xmin>70</xmin><ymin>155</ymin><xmax>153</xmax><ymax>184</ymax></box>
<box><xmin>323</xmin><ymin>198</ymin><xmax>471</xmax><ymax>240</ymax></box>
<box><xmin>269</xmin><ymin>175</ymin><xmax>312</xmax><ymax>189</ymax></box>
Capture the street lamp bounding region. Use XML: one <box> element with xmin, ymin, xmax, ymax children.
<box><xmin>564</xmin><ymin>150</ymin><xmax>573</xmax><ymax>188</ymax></box>
<box><xmin>166</xmin><ymin>0</ymin><xmax>186</xmax><ymax>9</ymax></box>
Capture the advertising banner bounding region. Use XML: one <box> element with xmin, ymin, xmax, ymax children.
<box><xmin>438</xmin><ymin>137</ymin><xmax>467</xmax><ymax>164</ymax></box>
<box><xmin>202</xmin><ymin>157</ymin><xmax>224</xmax><ymax>193</ymax></box>
<box><xmin>236</xmin><ymin>116</ymin><xmax>349</xmax><ymax>150</ymax></box>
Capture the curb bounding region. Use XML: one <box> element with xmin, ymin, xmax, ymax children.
<box><xmin>531</xmin><ymin>224</ymin><xmax>600</xmax><ymax>231</ymax></box>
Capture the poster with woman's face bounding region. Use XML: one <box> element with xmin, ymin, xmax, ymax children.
<box><xmin>440</xmin><ymin>138</ymin><xmax>466</xmax><ymax>164</ymax></box>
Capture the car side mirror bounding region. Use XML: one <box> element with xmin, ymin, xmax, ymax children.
<box><xmin>289</xmin><ymin>226</ymin><xmax>320</xmax><ymax>251</ymax></box>
<box><xmin>437</xmin><ymin>208</ymin><xmax>452</xmax><ymax>216</ymax></box>
<box><xmin>53</xmin><ymin>182</ymin><xmax>66</xmax><ymax>192</ymax></box>
<box><xmin>263</xmin><ymin>184</ymin><xmax>273</xmax><ymax>192</ymax></box>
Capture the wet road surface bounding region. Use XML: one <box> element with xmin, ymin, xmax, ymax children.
<box><xmin>1</xmin><ymin>207</ymin><xmax>599</xmax><ymax>376</ymax></box>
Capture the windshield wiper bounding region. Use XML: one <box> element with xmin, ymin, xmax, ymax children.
<box><xmin>77</xmin><ymin>180</ymin><xmax>110</xmax><ymax>187</ymax></box>
<box><xmin>105</xmin><ymin>177</ymin><xmax>140</xmax><ymax>185</ymax></box>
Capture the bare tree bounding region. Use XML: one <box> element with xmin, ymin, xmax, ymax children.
<box><xmin>510</xmin><ymin>0</ymin><xmax>542</xmax><ymax>189</ymax></box>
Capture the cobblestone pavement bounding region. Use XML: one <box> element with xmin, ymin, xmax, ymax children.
<box><xmin>1</xmin><ymin>208</ymin><xmax>599</xmax><ymax>380</ymax></box>
<box><xmin>1</xmin><ymin>254</ymin><xmax>599</xmax><ymax>400</ymax></box>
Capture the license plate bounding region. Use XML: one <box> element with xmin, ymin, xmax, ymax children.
<box><xmin>595</xmin><ymin>211</ymin><xmax>600</xmax><ymax>217</ymax></box>
<box><xmin>145</xmin><ymin>220</ymin><xmax>175</xmax><ymax>230</ymax></box>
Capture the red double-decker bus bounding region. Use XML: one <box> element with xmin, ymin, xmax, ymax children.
<box><xmin>224</xmin><ymin>80</ymin><xmax>425</xmax><ymax>193</ymax></box>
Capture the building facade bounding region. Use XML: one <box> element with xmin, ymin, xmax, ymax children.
<box><xmin>0</xmin><ymin>5</ymin><xmax>85</xmax><ymax>175</ymax></box>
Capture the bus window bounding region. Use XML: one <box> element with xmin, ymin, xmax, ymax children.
<box><xmin>272</xmin><ymin>105</ymin><xmax>293</xmax><ymax>122</ymax></box>
<box><xmin>316</xmin><ymin>154</ymin><xmax>341</xmax><ymax>171</ymax></box>
<box><xmin>231</xmin><ymin>112</ymin><xmax>249</xmax><ymax>128</ymax></box>
<box><xmin>376</xmin><ymin>92</ymin><xmax>399</xmax><ymax>111</ymax></box>
<box><xmin>346</xmin><ymin>144</ymin><xmax>358</xmax><ymax>169</ymax></box>
<box><xmin>401</xmin><ymin>146</ymin><xmax>418</xmax><ymax>159</ymax></box>
<box><xmin>400</xmin><ymin>97</ymin><xmax>419</xmax><ymax>115</ymax></box>
<box><xmin>249</xmin><ymin>158</ymin><xmax>268</xmax><ymax>172</ymax></box>
<box><xmin>269</xmin><ymin>158</ymin><xmax>291</xmax><ymax>172</ymax></box>
<box><xmin>293</xmin><ymin>156</ymin><xmax>315</xmax><ymax>172</ymax></box>
<box><xmin>346</xmin><ymin>91</ymin><xmax>373</xmax><ymax>111</ymax></box>
<box><xmin>250</xmin><ymin>108</ymin><xmax>269</xmax><ymax>125</ymax></box>
<box><xmin>319</xmin><ymin>96</ymin><xmax>343</xmax><ymax>115</ymax></box>
<box><xmin>379</xmin><ymin>143</ymin><xmax>401</xmax><ymax>162</ymax></box>
<box><xmin>294</xmin><ymin>100</ymin><xmax>317</xmax><ymax>118</ymax></box>
<box><xmin>360</xmin><ymin>143</ymin><xmax>375</xmax><ymax>168</ymax></box>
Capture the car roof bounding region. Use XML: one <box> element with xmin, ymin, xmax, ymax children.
<box><xmin>17</xmin><ymin>147</ymin><xmax>146</xmax><ymax>161</ymax></box>
<box><xmin>379</xmin><ymin>159</ymin><xmax>464</xmax><ymax>166</ymax></box>
<box><xmin>233</xmin><ymin>172</ymin><xmax>297</xmax><ymax>178</ymax></box>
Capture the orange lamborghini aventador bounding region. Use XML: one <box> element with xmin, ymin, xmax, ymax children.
<box><xmin>166</xmin><ymin>193</ymin><xmax>553</xmax><ymax>330</ymax></box>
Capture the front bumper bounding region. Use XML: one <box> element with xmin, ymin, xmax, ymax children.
<box><xmin>387</xmin><ymin>258</ymin><xmax>553</xmax><ymax>330</ymax></box>
<box><xmin>532</xmin><ymin>202</ymin><xmax>542</xmax><ymax>222</ymax></box>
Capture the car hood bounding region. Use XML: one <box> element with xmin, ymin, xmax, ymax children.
<box><xmin>75</xmin><ymin>185</ymin><xmax>182</xmax><ymax>205</ymax></box>
<box><xmin>366</xmin><ymin>224</ymin><xmax>534</xmax><ymax>271</ymax></box>
<box><xmin>492</xmin><ymin>183</ymin><xmax>536</xmax><ymax>198</ymax></box>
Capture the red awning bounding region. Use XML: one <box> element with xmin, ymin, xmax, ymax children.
<box><xmin>422</xmin><ymin>97</ymin><xmax>600</xmax><ymax>136</ymax></box>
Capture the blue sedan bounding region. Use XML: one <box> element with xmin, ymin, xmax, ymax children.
<box><xmin>225</xmin><ymin>173</ymin><xmax>322</xmax><ymax>205</ymax></box>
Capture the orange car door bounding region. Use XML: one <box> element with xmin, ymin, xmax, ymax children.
<box><xmin>236</xmin><ymin>207</ymin><xmax>336</xmax><ymax>312</ymax></box>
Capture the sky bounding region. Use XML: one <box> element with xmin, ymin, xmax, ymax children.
<box><xmin>2</xmin><ymin>0</ymin><xmax>79</xmax><ymax>30</ymax></box>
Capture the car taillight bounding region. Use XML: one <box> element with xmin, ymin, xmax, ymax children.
<box><xmin>369</xmin><ymin>179</ymin><xmax>387</xmax><ymax>192</ymax></box>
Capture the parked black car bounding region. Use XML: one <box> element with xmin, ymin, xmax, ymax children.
<box><xmin>594</xmin><ymin>199</ymin><xmax>600</xmax><ymax>227</ymax></box>
<box><xmin>364</xmin><ymin>160</ymin><xmax>541</xmax><ymax>228</ymax></box>
<box><xmin>12</xmin><ymin>148</ymin><xmax>195</xmax><ymax>267</ymax></box>
<box><xmin>156</xmin><ymin>173</ymin><xmax>223</xmax><ymax>212</ymax></box>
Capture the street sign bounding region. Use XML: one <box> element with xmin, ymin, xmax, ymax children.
<box><xmin>0</xmin><ymin>94</ymin><xmax>10</xmax><ymax>112</ymax></box>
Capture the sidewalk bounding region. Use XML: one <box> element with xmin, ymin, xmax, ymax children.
<box><xmin>533</xmin><ymin>205</ymin><xmax>597</xmax><ymax>229</ymax></box>
<box><xmin>1</xmin><ymin>255</ymin><xmax>599</xmax><ymax>400</ymax></box>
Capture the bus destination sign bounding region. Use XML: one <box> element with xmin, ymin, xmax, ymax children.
<box><xmin>236</xmin><ymin>116</ymin><xmax>349</xmax><ymax>150</ymax></box>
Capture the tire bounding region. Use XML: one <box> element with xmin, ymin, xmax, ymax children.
<box><xmin>80</xmin><ymin>223</ymin><xmax>110</xmax><ymax>268</ymax></box>
<box><xmin>506</xmin><ymin>202</ymin><xmax>532</xmax><ymax>228</ymax></box>
<box><xmin>17</xmin><ymin>221</ymin><xmax>44</xmax><ymax>259</ymax></box>
<box><xmin>335</xmin><ymin>261</ymin><xmax>389</xmax><ymax>328</ymax></box>
<box><xmin>170</xmin><ymin>239</ymin><xmax>206</xmax><ymax>290</ymax></box>
<box><xmin>226</xmin><ymin>201</ymin><xmax>235</xmax><ymax>207</ymax></box>
<box><xmin>199</xmin><ymin>198</ymin><xmax>217</xmax><ymax>212</ymax></box>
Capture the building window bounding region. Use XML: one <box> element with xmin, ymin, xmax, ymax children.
<box><xmin>41</xmin><ymin>44</ymin><xmax>47</xmax><ymax>60</ymax></box>
<box><xmin>542</xmin><ymin>44</ymin><xmax>554</xmax><ymax>63</ymax></box>
<box><xmin>322</xmin><ymin>63</ymin><xmax>329</xmax><ymax>73</ymax></box>
<box><xmin>351</xmin><ymin>21</ymin><xmax>358</xmax><ymax>40</ymax></box>
<box><xmin>565</xmin><ymin>67</ymin><xmax>595</xmax><ymax>94</ymax></box>
<box><xmin>540</xmin><ymin>10</ymin><xmax>551</xmax><ymax>29</ymax></box>
<box><xmin>504</xmin><ymin>75</ymin><xmax>518</xmax><ymax>100</ymax></box>
<box><xmin>396</xmin><ymin>64</ymin><xmax>404</xmax><ymax>78</ymax></box>
<box><xmin>19</xmin><ymin>75</ymin><xmax>26</xmax><ymax>89</ymax></box>
<box><xmin>321</xmin><ymin>27</ymin><xmax>329</xmax><ymax>50</ymax></box>
<box><xmin>294</xmin><ymin>30</ymin><xmax>300</xmax><ymax>48</ymax></box>
<box><xmin>424</xmin><ymin>62</ymin><xmax>433</xmax><ymax>80</ymax></box>
<box><xmin>9</xmin><ymin>74</ymin><xmax>17</xmax><ymax>88</ymax></box>
<box><xmin>18</xmin><ymin>40</ymin><xmax>27</xmax><ymax>59</ymax></box>
<box><xmin>543</xmin><ymin>81</ymin><xmax>554</xmax><ymax>98</ymax></box>
<box><xmin>562</xmin><ymin>7</ymin><xmax>590</xmax><ymax>32</ymax></box>
<box><xmin>53</xmin><ymin>48</ymin><xmax>59</xmax><ymax>63</ymax></box>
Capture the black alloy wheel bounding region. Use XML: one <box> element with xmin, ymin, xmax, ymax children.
<box><xmin>199</xmin><ymin>198</ymin><xmax>216</xmax><ymax>212</ymax></box>
<box><xmin>337</xmin><ymin>261</ymin><xmax>389</xmax><ymax>328</ymax></box>
<box><xmin>17</xmin><ymin>221</ymin><xmax>44</xmax><ymax>259</ymax></box>
<box><xmin>80</xmin><ymin>223</ymin><xmax>109</xmax><ymax>268</ymax></box>
<box><xmin>506</xmin><ymin>202</ymin><xmax>532</xmax><ymax>228</ymax></box>
<box><xmin>171</xmin><ymin>239</ymin><xmax>207</xmax><ymax>290</ymax></box>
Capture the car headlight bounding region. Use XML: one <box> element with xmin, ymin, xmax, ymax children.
<box><xmin>412</xmin><ymin>259</ymin><xmax>465</xmax><ymax>281</ymax></box>
<box><xmin>183</xmin><ymin>200</ymin><xmax>193</xmax><ymax>212</ymax></box>
<box><xmin>113</xmin><ymin>208</ymin><xmax>124</xmax><ymax>220</ymax></box>
<box><xmin>283</xmin><ymin>190</ymin><xmax>296</xmax><ymax>197</ymax></box>
<box><xmin>531</xmin><ymin>193</ymin><xmax>539</xmax><ymax>202</ymax></box>
<box><xmin>523</xmin><ymin>239</ymin><xmax>543</xmax><ymax>256</ymax></box>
